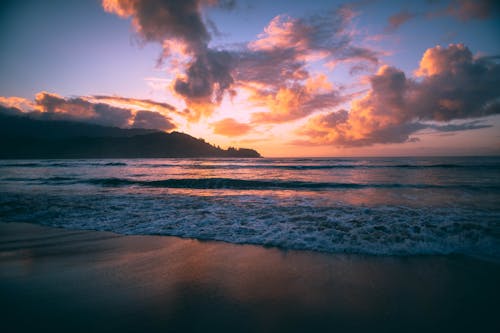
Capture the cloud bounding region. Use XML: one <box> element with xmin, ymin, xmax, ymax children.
<box><xmin>103</xmin><ymin>0</ymin><xmax>236</xmax><ymax>117</ymax></box>
<box><xmin>91</xmin><ymin>95</ymin><xmax>177</xmax><ymax>112</ymax></box>
<box><xmin>413</xmin><ymin>44</ymin><xmax>500</xmax><ymax>121</ymax></box>
<box><xmin>383</xmin><ymin>0</ymin><xmax>500</xmax><ymax>33</ymax></box>
<box><xmin>90</xmin><ymin>94</ymin><xmax>200</xmax><ymax>121</ymax></box>
<box><xmin>103</xmin><ymin>2</ymin><xmax>380</xmax><ymax>123</ymax></box>
<box><xmin>249</xmin><ymin>79</ymin><xmax>344</xmax><ymax>124</ymax></box>
<box><xmin>211</xmin><ymin>118</ymin><xmax>251</xmax><ymax>136</ymax></box>
<box><xmin>414</xmin><ymin>43</ymin><xmax>473</xmax><ymax>77</ymax></box>
<box><xmin>103</xmin><ymin>0</ymin><xmax>210</xmax><ymax>48</ymax></box>
<box><xmin>243</xmin><ymin>11</ymin><xmax>379</xmax><ymax>79</ymax></box>
<box><xmin>173</xmin><ymin>48</ymin><xmax>234</xmax><ymax>106</ymax></box>
<box><xmin>298</xmin><ymin>44</ymin><xmax>500</xmax><ymax>146</ymax></box>
<box><xmin>385</xmin><ymin>10</ymin><xmax>418</xmax><ymax>32</ymax></box>
<box><xmin>234</xmin><ymin>10</ymin><xmax>379</xmax><ymax>123</ymax></box>
<box><xmin>0</xmin><ymin>92</ymin><xmax>177</xmax><ymax>131</ymax></box>
<box><xmin>426</xmin><ymin>120</ymin><xmax>492</xmax><ymax>132</ymax></box>
<box><xmin>34</xmin><ymin>92</ymin><xmax>133</xmax><ymax>127</ymax></box>
<box><xmin>0</xmin><ymin>96</ymin><xmax>35</xmax><ymax>112</ymax></box>
<box><xmin>447</xmin><ymin>0</ymin><xmax>500</xmax><ymax>21</ymax></box>
<box><xmin>132</xmin><ymin>110</ymin><xmax>176</xmax><ymax>130</ymax></box>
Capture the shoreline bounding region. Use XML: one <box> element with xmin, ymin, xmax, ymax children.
<box><xmin>1</xmin><ymin>222</ymin><xmax>499</xmax><ymax>332</ymax></box>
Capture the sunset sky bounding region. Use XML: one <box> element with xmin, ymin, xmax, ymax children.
<box><xmin>1</xmin><ymin>0</ymin><xmax>499</xmax><ymax>157</ymax></box>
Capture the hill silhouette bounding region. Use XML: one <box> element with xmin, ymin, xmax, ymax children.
<box><xmin>0</xmin><ymin>113</ymin><xmax>261</xmax><ymax>158</ymax></box>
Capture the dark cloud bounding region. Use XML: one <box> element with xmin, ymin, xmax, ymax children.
<box><xmin>427</xmin><ymin>120</ymin><xmax>492</xmax><ymax>132</ymax></box>
<box><xmin>91</xmin><ymin>95</ymin><xmax>177</xmax><ymax>111</ymax></box>
<box><xmin>385</xmin><ymin>10</ymin><xmax>418</xmax><ymax>32</ymax></box>
<box><xmin>91</xmin><ymin>94</ymin><xmax>197</xmax><ymax>119</ymax></box>
<box><xmin>103</xmin><ymin>0</ymin><xmax>236</xmax><ymax>115</ymax></box>
<box><xmin>205</xmin><ymin>17</ymin><xmax>223</xmax><ymax>37</ymax></box>
<box><xmin>235</xmin><ymin>48</ymin><xmax>305</xmax><ymax>88</ymax></box>
<box><xmin>104</xmin><ymin>2</ymin><xmax>380</xmax><ymax>122</ymax></box>
<box><xmin>103</xmin><ymin>0</ymin><xmax>209</xmax><ymax>50</ymax></box>
<box><xmin>35</xmin><ymin>92</ymin><xmax>133</xmax><ymax>128</ymax></box>
<box><xmin>447</xmin><ymin>0</ymin><xmax>500</xmax><ymax>21</ymax></box>
<box><xmin>413</xmin><ymin>44</ymin><xmax>500</xmax><ymax>120</ymax></box>
<box><xmin>385</xmin><ymin>1</ymin><xmax>499</xmax><ymax>32</ymax></box>
<box><xmin>298</xmin><ymin>44</ymin><xmax>500</xmax><ymax>146</ymax></box>
<box><xmin>173</xmin><ymin>48</ymin><xmax>234</xmax><ymax>105</ymax></box>
<box><xmin>1</xmin><ymin>92</ymin><xmax>177</xmax><ymax>131</ymax></box>
<box><xmin>133</xmin><ymin>110</ymin><xmax>176</xmax><ymax>130</ymax></box>
<box><xmin>216</xmin><ymin>0</ymin><xmax>236</xmax><ymax>10</ymax></box>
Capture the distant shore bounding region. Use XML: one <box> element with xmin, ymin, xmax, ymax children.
<box><xmin>1</xmin><ymin>222</ymin><xmax>499</xmax><ymax>332</ymax></box>
<box><xmin>0</xmin><ymin>113</ymin><xmax>261</xmax><ymax>159</ymax></box>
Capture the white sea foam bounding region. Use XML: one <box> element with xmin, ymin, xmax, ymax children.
<box><xmin>1</xmin><ymin>157</ymin><xmax>499</xmax><ymax>259</ymax></box>
<box><xmin>1</xmin><ymin>191</ymin><xmax>498</xmax><ymax>260</ymax></box>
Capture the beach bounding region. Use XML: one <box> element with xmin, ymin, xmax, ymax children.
<box><xmin>2</xmin><ymin>0</ymin><xmax>499</xmax><ymax>331</ymax></box>
<box><xmin>1</xmin><ymin>222</ymin><xmax>499</xmax><ymax>332</ymax></box>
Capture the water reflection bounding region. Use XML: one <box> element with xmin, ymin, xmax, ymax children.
<box><xmin>2</xmin><ymin>223</ymin><xmax>498</xmax><ymax>332</ymax></box>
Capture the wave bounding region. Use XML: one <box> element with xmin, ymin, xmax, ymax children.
<box><xmin>0</xmin><ymin>161</ymin><xmax>128</xmax><ymax>168</ymax></box>
<box><xmin>2</xmin><ymin>161</ymin><xmax>499</xmax><ymax>170</ymax></box>
<box><xmin>1</xmin><ymin>191</ymin><xmax>498</xmax><ymax>260</ymax></box>
<box><xmin>47</xmin><ymin>161</ymin><xmax>128</xmax><ymax>167</ymax></box>
<box><xmin>0</xmin><ymin>163</ymin><xmax>42</xmax><ymax>168</ymax></box>
<box><xmin>15</xmin><ymin>176</ymin><xmax>494</xmax><ymax>190</ymax></box>
<box><xmin>108</xmin><ymin>163</ymin><xmax>500</xmax><ymax>170</ymax></box>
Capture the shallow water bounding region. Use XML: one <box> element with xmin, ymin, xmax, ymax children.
<box><xmin>1</xmin><ymin>156</ymin><xmax>499</xmax><ymax>259</ymax></box>
<box><xmin>2</xmin><ymin>222</ymin><xmax>499</xmax><ymax>332</ymax></box>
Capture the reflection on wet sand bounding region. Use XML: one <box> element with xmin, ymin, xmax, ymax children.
<box><xmin>1</xmin><ymin>222</ymin><xmax>499</xmax><ymax>332</ymax></box>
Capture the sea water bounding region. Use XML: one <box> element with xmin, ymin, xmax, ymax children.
<box><xmin>0</xmin><ymin>157</ymin><xmax>499</xmax><ymax>260</ymax></box>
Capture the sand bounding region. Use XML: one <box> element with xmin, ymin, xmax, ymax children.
<box><xmin>1</xmin><ymin>222</ymin><xmax>499</xmax><ymax>332</ymax></box>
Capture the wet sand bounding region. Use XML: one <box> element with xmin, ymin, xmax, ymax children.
<box><xmin>1</xmin><ymin>222</ymin><xmax>499</xmax><ymax>332</ymax></box>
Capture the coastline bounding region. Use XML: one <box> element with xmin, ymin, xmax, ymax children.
<box><xmin>1</xmin><ymin>222</ymin><xmax>499</xmax><ymax>332</ymax></box>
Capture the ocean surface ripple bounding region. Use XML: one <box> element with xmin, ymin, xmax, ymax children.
<box><xmin>1</xmin><ymin>157</ymin><xmax>499</xmax><ymax>260</ymax></box>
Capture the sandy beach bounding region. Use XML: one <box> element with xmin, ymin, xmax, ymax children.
<box><xmin>1</xmin><ymin>222</ymin><xmax>499</xmax><ymax>332</ymax></box>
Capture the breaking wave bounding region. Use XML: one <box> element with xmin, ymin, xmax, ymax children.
<box><xmin>1</xmin><ymin>156</ymin><xmax>499</xmax><ymax>260</ymax></box>
<box><xmin>3</xmin><ymin>176</ymin><xmax>499</xmax><ymax>191</ymax></box>
<box><xmin>0</xmin><ymin>192</ymin><xmax>498</xmax><ymax>260</ymax></box>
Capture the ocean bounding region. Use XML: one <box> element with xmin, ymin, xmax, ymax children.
<box><xmin>0</xmin><ymin>157</ymin><xmax>499</xmax><ymax>260</ymax></box>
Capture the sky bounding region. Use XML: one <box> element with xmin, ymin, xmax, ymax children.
<box><xmin>1</xmin><ymin>0</ymin><xmax>499</xmax><ymax>157</ymax></box>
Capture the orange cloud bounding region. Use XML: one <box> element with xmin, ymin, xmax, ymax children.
<box><xmin>180</xmin><ymin>99</ymin><xmax>216</xmax><ymax>122</ymax></box>
<box><xmin>1</xmin><ymin>92</ymin><xmax>177</xmax><ymax>131</ymax></box>
<box><xmin>0</xmin><ymin>96</ymin><xmax>35</xmax><ymax>112</ymax></box>
<box><xmin>249</xmin><ymin>15</ymin><xmax>309</xmax><ymax>53</ymax></box>
<box><xmin>298</xmin><ymin>44</ymin><xmax>500</xmax><ymax>146</ymax></box>
<box><xmin>235</xmin><ymin>9</ymin><xmax>378</xmax><ymax>125</ymax></box>
<box><xmin>246</xmin><ymin>73</ymin><xmax>339</xmax><ymax>124</ymax></box>
<box><xmin>249</xmin><ymin>85</ymin><xmax>343</xmax><ymax>124</ymax></box>
<box><xmin>36</xmin><ymin>92</ymin><xmax>99</xmax><ymax>119</ymax></box>
<box><xmin>102</xmin><ymin>0</ymin><xmax>134</xmax><ymax>17</ymax></box>
<box><xmin>415</xmin><ymin>43</ymin><xmax>472</xmax><ymax>77</ymax></box>
<box><xmin>305</xmin><ymin>74</ymin><xmax>334</xmax><ymax>93</ymax></box>
<box><xmin>299</xmin><ymin>66</ymin><xmax>414</xmax><ymax>145</ymax></box>
<box><xmin>104</xmin><ymin>2</ymin><xmax>379</xmax><ymax>126</ymax></box>
<box><xmin>212</xmin><ymin>118</ymin><xmax>251</xmax><ymax>137</ymax></box>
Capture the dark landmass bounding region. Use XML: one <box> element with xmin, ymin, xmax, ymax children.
<box><xmin>0</xmin><ymin>113</ymin><xmax>261</xmax><ymax>158</ymax></box>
